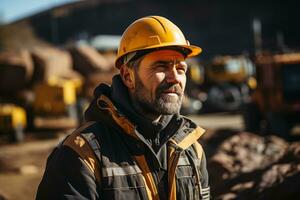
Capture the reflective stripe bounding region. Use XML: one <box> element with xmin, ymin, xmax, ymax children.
<box><xmin>200</xmin><ymin>187</ymin><xmax>210</xmax><ymax>200</ymax></box>
<box><xmin>177</xmin><ymin>156</ymin><xmax>190</xmax><ymax>166</ymax></box>
<box><xmin>102</xmin><ymin>165</ymin><xmax>142</xmax><ymax>177</ymax></box>
<box><xmin>81</xmin><ymin>132</ymin><xmax>101</xmax><ymax>160</ymax></box>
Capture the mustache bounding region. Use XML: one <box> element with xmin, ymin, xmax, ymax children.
<box><xmin>156</xmin><ymin>82</ymin><xmax>183</xmax><ymax>96</ymax></box>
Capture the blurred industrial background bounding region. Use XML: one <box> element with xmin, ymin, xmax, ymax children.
<box><xmin>0</xmin><ymin>0</ymin><xmax>300</xmax><ymax>199</ymax></box>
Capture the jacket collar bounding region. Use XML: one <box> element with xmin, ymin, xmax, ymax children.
<box><xmin>96</xmin><ymin>93</ymin><xmax>205</xmax><ymax>150</ymax></box>
<box><xmin>84</xmin><ymin>74</ymin><xmax>205</xmax><ymax>150</ymax></box>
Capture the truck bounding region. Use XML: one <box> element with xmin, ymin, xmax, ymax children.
<box><xmin>29</xmin><ymin>76</ymin><xmax>84</xmax><ymax>130</ymax></box>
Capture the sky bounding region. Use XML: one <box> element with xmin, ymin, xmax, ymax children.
<box><xmin>0</xmin><ymin>0</ymin><xmax>78</xmax><ymax>24</ymax></box>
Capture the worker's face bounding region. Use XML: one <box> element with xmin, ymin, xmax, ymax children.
<box><xmin>131</xmin><ymin>50</ymin><xmax>187</xmax><ymax>115</ymax></box>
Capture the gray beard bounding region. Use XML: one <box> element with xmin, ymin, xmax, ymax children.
<box><xmin>131</xmin><ymin>72</ymin><xmax>183</xmax><ymax>116</ymax></box>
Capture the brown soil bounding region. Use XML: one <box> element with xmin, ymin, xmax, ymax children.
<box><xmin>0</xmin><ymin>136</ymin><xmax>62</xmax><ymax>200</ymax></box>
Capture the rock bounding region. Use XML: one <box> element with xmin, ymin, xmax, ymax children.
<box><xmin>200</xmin><ymin>128</ymin><xmax>240</xmax><ymax>157</ymax></box>
<box><xmin>250</xmin><ymin>142</ymin><xmax>300</xmax><ymax>200</ymax></box>
<box><xmin>279</xmin><ymin>141</ymin><xmax>300</xmax><ymax>162</ymax></box>
<box><xmin>231</xmin><ymin>181</ymin><xmax>254</xmax><ymax>192</ymax></box>
<box><xmin>216</xmin><ymin>193</ymin><xmax>237</xmax><ymax>200</ymax></box>
<box><xmin>259</xmin><ymin>163</ymin><xmax>300</xmax><ymax>190</ymax></box>
<box><xmin>208</xmin><ymin>133</ymin><xmax>300</xmax><ymax>200</ymax></box>
<box><xmin>208</xmin><ymin>132</ymin><xmax>289</xmax><ymax>199</ymax></box>
<box><xmin>209</xmin><ymin>132</ymin><xmax>288</xmax><ymax>182</ymax></box>
<box><xmin>243</xmin><ymin>162</ymin><xmax>300</xmax><ymax>200</ymax></box>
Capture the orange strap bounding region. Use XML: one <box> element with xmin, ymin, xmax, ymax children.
<box><xmin>63</xmin><ymin>124</ymin><xmax>101</xmax><ymax>182</ymax></box>
<box><xmin>133</xmin><ymin>155</ymin><xmax>159</xmax><ymax>200</ymax></box>
<box><xmin>193</xmin><ymin>141</ymin><xmax>203</xmax><ymax>160</ymax></box>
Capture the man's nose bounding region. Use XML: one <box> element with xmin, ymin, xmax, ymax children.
<box><xmin>165</xmin><ymin>67</ymin><xmax>181</xmax><ymax>84</ymax></box>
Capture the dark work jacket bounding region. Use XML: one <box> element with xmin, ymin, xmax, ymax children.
<box><xmin>36</xmin><ymin>75</ymin><xmax>210</xmax><ymax>200</ymax></box>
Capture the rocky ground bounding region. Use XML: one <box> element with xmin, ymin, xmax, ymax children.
<box><xmin>0</xmin><ymin>113</ymin><xmax>299</xmax><ymax>200</ymax></box>
<box><xmin>203</xmin><ymin>129</ymin><xmax>300</xmax><ymax>200</ymax></box>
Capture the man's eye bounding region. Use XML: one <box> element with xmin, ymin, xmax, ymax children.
<box><xmin>153</xmin><ymin>64</ymin><xmax>167</xmax><ymax>70</ymax></box>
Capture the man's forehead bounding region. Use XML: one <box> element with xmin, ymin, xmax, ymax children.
<box><xmin>143</xmin><ymin>49</ymin><xmax>185</xmax><ymax>61</ymax></box>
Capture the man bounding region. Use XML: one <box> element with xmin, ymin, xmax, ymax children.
<box><xmin>36</xmin><ymin>16</ymin><xmax>210</xmax><ymax>200</ymax></box>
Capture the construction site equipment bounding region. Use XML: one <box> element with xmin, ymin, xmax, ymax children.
<box><xmin>242</xmin><ymin>52</ymin><xmax>300</xmax><ymax>139</ymax></box>
<box><xmin>31</xmin><ymin>77</ymin><xmax>83</xmax><ymax>129</ymax></box>
<box><xmin>0</xmin><ymin>104</ymin><xmax>27</xmax><ymax>142</ymax></box>
<box><xmin>199</xmin><ymin>55</ymin><xmax>255</xmax><ymax>112</ymax></box>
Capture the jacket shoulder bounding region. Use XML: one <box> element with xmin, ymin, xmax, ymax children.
<box><xmin>62</xmin><ymin>121</ymin><xmax>102</xmax><ymax>182</ymax></box>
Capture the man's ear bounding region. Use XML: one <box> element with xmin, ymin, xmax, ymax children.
<box><xmin>120</xmin><ymin>65</ymin><xmax>135</xmax><ymax>89</ymax></box>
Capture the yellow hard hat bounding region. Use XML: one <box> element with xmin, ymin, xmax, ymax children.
<box><xmin>115</xmin><ymin>16</ymin><xmax>202</xmax><ymax>68</ymax></box>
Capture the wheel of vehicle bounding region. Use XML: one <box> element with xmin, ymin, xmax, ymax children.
<box><xmin>208</xmin><ymin>83</ymin><xmax>243</xmax><ymax>111</ymax></box>
<box><xmin>12</xmin><ymin>123</ymin><xmax>24</xmax><ymax>143</ymax></box>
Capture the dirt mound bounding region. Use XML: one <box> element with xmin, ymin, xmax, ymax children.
<box><xmin>206</xmin><ymin>131</ymin><xmax>300</xmax><ymax>200</ymax></box>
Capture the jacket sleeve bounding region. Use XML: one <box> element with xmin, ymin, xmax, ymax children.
<box><xmin>36</xmin><ymin>146</ymin><xmax>100</xmax><ymax>200</ymax></box>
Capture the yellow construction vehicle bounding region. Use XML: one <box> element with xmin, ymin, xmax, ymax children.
<box><xmin>207</xmin><ymin>56</ymin><xmax>254</xmax><ymax>83</ymax></box>
<box><xmin>242</xmin><ymin>52</ymin><xmax>300</xmax><ymax>139</ymax></box>
<box><xmin>0</xmin><ymin>104</ymin><xmax>27</xmax><ymax>142</ymax></box>
<box><xmin>202</xmin><ymin>55</ymin><xmax>255</xmax><ymax>112</ymax></box>
<box><xmin>31</xmin><ymin>76</ymin><xmax>84</xmax><ymax>129</ymax></box>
